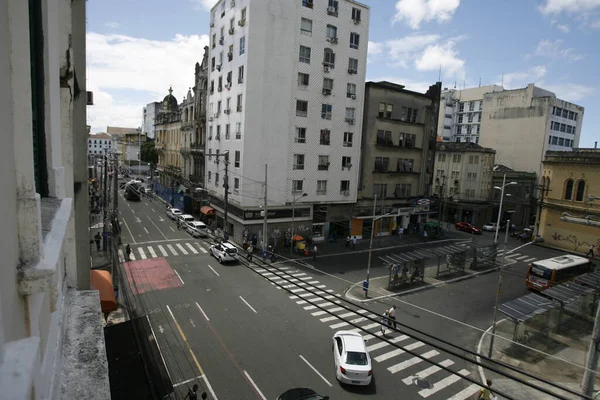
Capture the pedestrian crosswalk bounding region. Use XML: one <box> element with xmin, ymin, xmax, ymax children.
<box><xmin>119</xmin><ymin>241</ymin><xmax>209</xmax><ymax>262</ymax></box>
<box><xmin>497</xmin><ymin>249</ymin><xmax>539</xmax><ymax>264</ymax></box>
<box><xmin>252</xmin><ymin>264</ymin><xmax>485</xmax><ymax>399</ymax></box>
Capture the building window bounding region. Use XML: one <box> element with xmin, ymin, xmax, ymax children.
<box><xmin>321</xmin><ymin>104</ymin><xmax>332</xmax><ymax>119</ymax></box>
<box><xmin>293</xmin><ymin>154</ymin><xmax>305</xmax><ymax>170</ymax></box>
<box><xmin>237</xmin><ymin>94</ymin><xmax>243</xmax><ymax>111</ymax></box>
<box><xmin>220</xmin><ymin>26</ymin><xmax>225</xmax><ymax>40</ymax></box>
<box><xmin>348</xmin><ymin>57</ymin><xmax>358</xmax><ymax>73</ymax></box>
<box><xmin>298</xmin><ymin>72</ymin><xmax>309</xmax><ymax>87</ymax></box>
<box><xmin>225</xmin><ymin>124</ymin><xmax>231</xmax><ymax>139</ymax></box>
<box><xmin>340</xmin><ymin>180</ymin><xmax>350</xmax><ymax>192</ymax></box>
<box><xmin>234</xmin><ymin>178</ymin><xmax>240</xmax><ymax>191</ymax></box>
<box><xmin>343</xmin><ymin>131</ymin><xmax>353</xmax><ymax>147</ymax></box>
<box><xmin>215</xmin><ymin>173</ymin><xmax>220</xmax><ymax>186</ymax></box>
<box><xmin>234</xmin><ymin>151</ymin><xmax>240</xmax><ymax>168</ymax></box>
<box><xmin>352</xmin><ymin>7</ymin><xmax>361</xmax><ymax>22</ymax></box>
<box><xmin>347</xmin><ymin>83</ymin><xmax>356</xmax><ymax>98</ymax></box>
<box><xmin>292</xmin><ymin>180</ymin><xmax>304</xmax><ymax>193</ymax></box>
<box><xmin>236</xmin><ymin>122</ymin><xmax>242</xmax><ymax>139</ymax></box>
<box><xmin>318</xmin><ymin>155</ymin><xmax>329</xmax><ymax>170</ymax></box>
<box><xmin>241</xmin><ymin>6</ymin><xmax>247</xmax><ymax>20</ymax></box>
<box><xmin>302</xmin><ymin>0</ymin><xmax>313</xmax><ymax>9</ymax></box>
<box><xmin>350</xmin><ymin>32</ymin><xmax>360</xmax><ymax>49</ymax></box>
<box><xmin>373</xmin><ymin>184</ymin><xmax>387</xmax><ymax>198</ymax></box>
<box><xmin>317</xmin><ymin>180</ymin><xmax>327</xmax><ymax>195</ymax></box>
<box><xmin>323</xmin><ymin>77</ymin><xmax>333</xmax><ymax>92</ymax></box>
<box><xmin>374</xmin><ymin>157</ymin><xmax>389</xmax><ymax>172</ymax></box>
<box><xmin>564</xmin><ymin>179</ymin><xmax>574</xmax><ymax>200</ymax></box>
<box><xmin>299</xmin><ymin>45</ymin><xmax>311</xmax><ymax>63</ymax></box>
<box><xmin>328</xmin><ymin>0</ymin><xmax>339</xmax><ymax>14</ymax></box>
<box><xmin>345</xmin><ymin>107</ymin><xmax>355</xmax><ymax>121</ymax></box>
<box><xmin>342</xmin><ymin>156</ymin><xmax>351</xmax><ymax>169</ymax></box>
<box><xmin>208</xmin><ymin>171</ymin><xmax>212</xmax><ymax>182</ymax></box>
<box><xmin>295</xmin><ymin>127</ymin><xmax>306</xmax><ymax>143</ymax></box>
<box><xmin>216</xmin><ymin>125</ymin><xmax>221</xmax><ymax>140</ymax></box>
<box><xmin>296</xmin><ymin>100</ymin><xmax>308</xmax><ymax>117</ymax></box>
<box><xmin>326</xmin><ymin>24</ymin><xmax>337</xmax><ymax>41</ymax></box>
<box><xmin>301</xmin><ymin>18</ymin><xmax>312</xmax><ymax>35</ymax></box>
<box><xmin>378</xmin><ymin>103</ymin><xmax>392</xmax><ymax>118</ymax></box>
<box><xmin>575</xmin><ymin>180</ymin><xmax>586</xmax><ymax>201</ymax></box>
<box><xmin>320</xmin><ymin>129</ymin><xmax>330</xmax><ymax>145</ymax></box>
<box><xmin>211</xmin><ymin>57</ymin><xmax>215</xmax><ymax>71</ymax></box>
<box><xmin>239</xmin><ymin>36</ymin><xmax>245</xmax><ymax>55</ymax></box>
<box><xmin>324</xmin><ymin>48</ymin><xmax>336</xmax><ymax>68</ymax></box>
<box><xmin>238</xmin><ymin>65</ymin><xmax>244</xmax><ymax>83</ymax></box>
<box><xmin>212</xmin><ymin>33</ymin><xmax>216</xmax><ymax>48</ymax></box>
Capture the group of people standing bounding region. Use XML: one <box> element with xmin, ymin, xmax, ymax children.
<box><xmin>380</xmin><ymin>305</ymin><xmax>397</xmax><ymax>335</ymax></box>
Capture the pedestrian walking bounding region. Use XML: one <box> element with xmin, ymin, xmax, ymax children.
<box><xmin>346</xmin><ymin>235</ymin><xmax>350</xmax><ymax>248</ymax></box>
<box><xmin>184</xmin><ymin>383</ymin><xmax>201</xmax><ymax>400</ymax></box>
<box><xmin>380</xmin><ymin>311</ymin><xmax>389</xmax><ymax>336</ymax></box>
<box><xmin>398</xmin><ymin>227</ymin><xmax>404</xmax><ymax>239</ymax></box>
<box><xmin>94</xmin><ymin>232</ymin><xmax>101</xmax><ymax>251</ymax></box>
<box><xmin>423</xmin><ymin>230</ymin><xmax>428</xmax><ymax>242</ymax></box>
<box><xmin>388</xmin><ymin>305</ymin><xmax>397</xmax><ymax>330</ymax></box>
<box><xmin>476</xmin><ymin>379</ymin><xmax>494</xmax><ymax>400</ymax></box>
<box><xmin>312</xmin><ymin>245</ymin><xmax>318</xmax><ymax>261</ymax></box>
<box><xmin>352</xmin><ymin>236</ymin><xmax>357</xmax><ymax>250</ymax></box>
<box><xmin>125</xmin><ymin>244</ymin><xmax>132</xmax><ymax>260</ymax></box>
<box><xmin>587</xmin><ymin>244</ymin><xmax>595</xmax><ymax>258</ymax></box>
<box><xmin>246</xmin><ymin>244</ymin><xmax>253</xmax><ymax>261</ymax></box>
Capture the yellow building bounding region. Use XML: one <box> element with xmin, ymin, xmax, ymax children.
<box><xmin>155</xmin><ymin>88</ymin><xmax>183</xmax><ymax>203</ymax></box>
<box><xmin>537</xmin><ymin>149</ymin><xmax>600</xmax><ymax>255</ymax></box>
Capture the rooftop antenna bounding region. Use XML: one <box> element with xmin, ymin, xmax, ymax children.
<box><xmin>479</xmin><ymin>77</ymin><xmax>481</xmax><ymax>87</ymax></box>
<box><xmin>438</xmin><ymin>65</ymin><xmax>442</xmax><ymax>82</ymax></box>
<box><xmin>501</xmin><ymin>73</ymin><xmax>504</xmax><ymax>88</ymax></box>
<box><xmin>454</xmin><ymin>81</ymin><xmax>456</xmax><ymax>89</ymax></box>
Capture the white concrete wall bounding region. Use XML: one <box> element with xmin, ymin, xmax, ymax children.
<box><xmin>206</xmin><ymin>0</ymin><xmax>369</xmax><ymax>210</ymax></box>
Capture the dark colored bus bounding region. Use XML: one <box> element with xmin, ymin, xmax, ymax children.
<box><xmin>124</xmin><ymin>182</ymin><xmax>141</xmax><ymax>201</ymax></box>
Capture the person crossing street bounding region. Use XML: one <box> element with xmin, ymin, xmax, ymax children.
<box><xmin>388</xmin><ymin>305</ymin><xmax>397</xmax><ymax>330</ymax></box>
<box><xmin>125</xmin><ymin>244</ymin><xmax>131</xmax><ymax>261</ymax></box>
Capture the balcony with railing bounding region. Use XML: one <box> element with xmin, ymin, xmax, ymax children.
<box><xmin>190</xmin><ymin>142</ymin><xmax>204</xmax><ymax>154</ymax></box>
<box><xmin>375</xmin><ymin>137</ymin><xmax>418</xmax><ymax>149</ymax></box>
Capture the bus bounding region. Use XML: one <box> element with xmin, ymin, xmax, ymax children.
<box><xmin>526</xmin><ymin>255</ymin><xmax>594</xmax><ymax>291</ymax></box>
<box><xmin>124</xmin><ymin>181</ymin><xmax>142</xmax><ymax>201</ymax></box>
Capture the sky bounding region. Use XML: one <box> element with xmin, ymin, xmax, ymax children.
<box><xmin>86</xmin><ymin>0</ymin><xmax>599</xmax><ymax>148</ymax></box>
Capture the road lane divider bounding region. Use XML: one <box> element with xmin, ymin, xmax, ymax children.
<box><xmin>195</xmin><ymin>302</ymin><xmax>210</xmax><ymax>321</ymax></box>
<box><xmin>299</xmin><ymin>355</ymin><xmax>333</xmax><ymax>387</ymax></box>
<box><xmin>166</xmin><ymin>305</ymin><xmax>219</xmax><ymax>400</ymax></box>
<box><xmin>239</xmin><ymin>296</ymin><xmax>257</xmax><ymax>314</ymax></box>
<box><xmin>146</xmin><ymin>315</ymin><xmax>173</xmax><ymax>383</ymax></box>
<box><xmin>174</xmin><ymin>269</ymin><xmax>185</xmax><ymax>285</ymax></box>
<box><xmin>144</xmin><ymin>227</ymin><xmax>150</xmax><ymax>234</ymax></box>
<box><xmin>242</xmin><ymin>371</ymin><xmax>267</xmax><ymax>400</ymax></box>
<box><xmin>207</xmin><ymin>264</ymin><xmax>220</xmax><ymax>276</ymax></box>
<box><xmin>121</xmin><ymin>216</ymin><xmax>137</xmax><ymax>244</ymax></box>
<box><xmin>146</xmin><ymin>215</ymin><xmax>168</xmax><ymax>240</ymax></box>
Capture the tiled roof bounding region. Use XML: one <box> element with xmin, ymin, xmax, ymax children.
<box><xmin>89</xmin><ymin>133</ymin><xmax>112</xmax><ymax>140</ymax></box>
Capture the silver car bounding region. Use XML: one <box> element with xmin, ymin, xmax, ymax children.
<box><xmin>186</xmin><ymin>221</ymin><xmax>208</xmax><ymax>237</ymax></box>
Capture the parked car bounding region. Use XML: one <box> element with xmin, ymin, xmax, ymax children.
<box><xmin>186</xmin><ymin>221</ymin><xmax>209</xmax><ymax>237</ymax></box>
<box><xmin>167</xmin><ymin>208</ymin><xmax>182</xmax><ymax>220</ymax></box>
<box><xmin>209</xmin><ymin>242</ymin><xmax>238</xmax><ymax>263</ymax></box>
<box><xmin>455</xmin><ymin>222</ymin><xmax>482</xmax><ymax>235</ymax></box>
<box><xmin>176</xmin><ymin>214</ymin><xmax>195</xmax><ymax>227</ymax></box>
<box><xmin>277</xmin><ymin>388</ymin><xmax>329</xmax><ymax>400</ymax></box>
<box><xmin>332</xmin><ymin>331</ymin><xmax>372</xmax><ymax>386</ymax></box>
<box><xmin>482</xmin><ymin>222</ymin><xmax>498</xmax><ymax>232</ymax></box>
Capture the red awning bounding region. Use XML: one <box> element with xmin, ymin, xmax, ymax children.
<box><xmin>90</xmin><ymin>270</ymin><xmax>117</xmax><ymax>313</ymax></box>
<box><xmin>201</xmin><ymin>206</ymin><xmax>216</xmax><ymax>216</ymax></box>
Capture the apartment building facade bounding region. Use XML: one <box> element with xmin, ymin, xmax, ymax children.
<box><xmin>479</xmin><ymin>84</ymin><xmax>584</xmax><ymax>176</ymax></box>
<box><xmin>433</xmin><ymin>142</ymin><xmax>496</xmax><ymax>227</ymax></box>
<box><xmin>206</xmin><ymin>0</ymin><xmax>369</xmax><ymax>242</ymax></box>
<box><xmin>438</xmin><ymin>85</ymin><xmax>504</xmax><ymax>143</ymax></box>
<box><xmin>0</xmin><ymin>0</ymin><xmax>109</xmax><ymax>398</ymax></box>
<box><xmin>88</xmin><ymin>133</ymin><xmax>113</xmax><ymax>155</ymax></box>
<box><xmin>354</xmin><ymin>81</ymin><xmax>441</xmax><ymax>237</ymax></box>
<box><xmin>142</xmin><ymin>101</ymin><xmax>162</xmax><ymax>139</ymax></box>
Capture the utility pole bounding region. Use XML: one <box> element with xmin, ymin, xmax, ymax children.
<box><xmin>582</xmin><ymin>304</ymin><xmax>600</xmax><ymax>397</ymax></box>
<box><xmin>262</xmin><ymin>164</ymin><xmax>268</xmax><ymax>253</ymax></box>
<box><xmin>223</xmin><ymin>151</ymin><xmax>229</xmax><ymax>236</ymax></box>
<box><xmin>380</xmin><ymin>195</ymin><xmax>384</xmax><ymax>246</ymax></box>
<box><xmin>365</xmin><ymin>195</ymin><xmax>377</xmax><ymax>297</ymax></box>
<box><xmin>102</xmin><ymin>150</ymin><xmax>108</xmax><ymax>251</ymax></box>
<box><xmin>534</xmin><ymin>179</ymin><xmax>548</xmax><ymax>237</ymax></box>
<box><xmin>489</xmin><ymin>219</ymin><xmax>510</xmax><ymax>358</ymax></box>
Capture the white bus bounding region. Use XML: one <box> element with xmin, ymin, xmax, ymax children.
<box><xmin>526</xmin><ymin>254</ymin><xmax>594</xmax><ymax>291</ymax></box>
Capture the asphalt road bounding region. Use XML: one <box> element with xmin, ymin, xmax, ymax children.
<box><xmin>117</xmin><ymin>190</ymin><xmax>573</xmax><ymax>400</ymax></box>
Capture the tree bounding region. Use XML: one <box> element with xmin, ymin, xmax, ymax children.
<box><xmin>140</xmin><ymin>140</ymin><xmax>158</xmax><ymax>166</ymax></box>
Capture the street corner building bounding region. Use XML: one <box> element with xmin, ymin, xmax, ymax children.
<box><xmin>537</xmin><ymin>148</ymin><xmax>600</xmax><ymax>255</ymax></box>
<box><xmin>0</xmin><ymin>0</ymin><xmax>110</xmax><ymax>399</ymax></box>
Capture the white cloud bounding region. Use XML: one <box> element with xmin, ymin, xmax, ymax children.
<box><xmin>191</xmin><ymin>0</ymin><xmax>218</xmax><ymax>11</ymax></box>
<box><xmin>499</xmin><ymin>65</ymin><xmax>547</xmax><ymax>89</ymax></box>
<box><xmin>368</xmin><ymin>41</ymin><xmax>384</xmax><ymax>56</ymax></box>
<box><xmin>386</xmin><ymin>34</ymin><xmax>440</xmax><ymax>67</ymax></box>
<box><xmin>392</xmin><ymin>0</ymin><xmax>461</xmax><ymax>29</ymax></box>
<box><xmin>86</xmin><ymin>32</ymin><xmax>209</xmax><ymax>133</ymax></box>
<box><xmin>414</xmin><ymin>39</ymin><xmax>466</xmax><ymax>79</ymax></box>
<box><xmin>538</xmin><ymin>83</ymin><xmax>594</xmax><ymax>101</ymax></box>
<box><xmin>105</xmin><ymin>22</ymin><xmax>120</xmax><ymax>29</ymax></box>
<box><xmin>539</xmin><ymin>0</ymin><xmax>600</xmax><ymax>15</ymax></box>
<box><xmin>591</xmin><ymin>19</ymin><xmax>600</xmax><ymax>28</ymax></box>
<box><xmin>557</xmin><ymin>23</ymin><xmax>571</xmax><ymax>31</ymax></box>
<box><xmin>532</xmin><ymin>39</ymin><xmax>584</xmax><ymax>60</ymax></box>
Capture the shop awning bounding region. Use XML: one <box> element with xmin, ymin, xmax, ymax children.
<box><xmin>201</xmin><ymin>206</ymin><xmax>216</xmax><ymax>215</ymax></box>
<box><xmin>91</xmin><ymin>270</ymin><xmax>117</xmax><ymax>313</ymax></box>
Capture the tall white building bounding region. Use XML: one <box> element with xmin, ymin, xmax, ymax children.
<box><xmin>437</xmin><ymin>85</ymin><xmax>504</xmax><ymax>143</ymax></box>
<box><xmin>205</xmin><ymin>0</ymin><xmax>369</xmax><ymax>241</ymax></box>
<box><xmin>142</xmin><ymin>102</ymin><xmax>161</xmax><ymax>139</ymax></box>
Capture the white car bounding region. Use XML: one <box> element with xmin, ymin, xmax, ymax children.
<box><xmin>209</xmin><ymin>242</ymin><xmax>238</xmax><ymax>263</ymax></box>
<box><xmin>167</xmin><ymin>208</ymin><xmax>182</xmax><ymax>220</ymax></box>
<box><xmin>482</xmin><ymin>222</ymin><xmax>498</xmax><ymax>232</ymax></box>
<box><xmin>177</xmin><ymin>214</ymin><xmax>195</xmax><ymax>227</ymax></box>
<box><xmin>186</xmin><ymin>221</ymin><xmax>209</xmax><ymax>238</ymax></box>
<box><xmin>332</xmin><ymin>331</ymin><xmax>372</xmax><ymax>386</ymax></box>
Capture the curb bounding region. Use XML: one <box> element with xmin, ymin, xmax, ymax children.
<box><xmin>476</xmin><ymin>319</ymin><xmax>507</xmax><ymax>389</ymax></box>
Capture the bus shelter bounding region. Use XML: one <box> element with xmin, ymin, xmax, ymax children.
<box><xmin>380</xmin><ymin>252</ymin><xmax>426</xmax><ymax>290</ymax></box>
<box><xmin>498</xmin><ymin>293</ymin><xmax>557</xmax><ymax>341</ymax></box>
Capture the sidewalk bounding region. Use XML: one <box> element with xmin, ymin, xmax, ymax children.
<box><xmin>477</xmin><ymin>317</ymin><xmax>596</xmax><ymax>399</ymax></box>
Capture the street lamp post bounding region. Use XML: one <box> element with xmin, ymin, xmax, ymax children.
<box><xmin>493</xmin><ymin>170</ymin><xmax>518</xmax><ymax>244</ymax></box>
<box><xmin>365</xmin><ymin>195</ymin><xmax>377</xmax><ymax>297</ymax></box>
<box><xmin>290</xmin><ymin>192</ymin><xmax>307</xmax><ymax>257</ymax></box>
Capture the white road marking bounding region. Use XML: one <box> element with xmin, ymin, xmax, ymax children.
<box><xmin>447</xmin><ymin>383</ymin><xmax>481</xmax><ymax>400</ymax></box>
<box><xmin>201</xmin><ymin>375</ymin><xmax>219</xmax><ymax>400</ymax></box>
<box><xmin>121</xmin><ymin>217</ymin><xmax>137</xmax><ymax>243</ymax></box>
<box><xmin>374</xmin><ymin>341</ymin><xmax>425</xmax><ymax>363</ymax></box>
<box><xmin>401</xmin><ymin>358</ymin><xmax>454</xmax><ymax>385</ymax></box>
<box><xmin>313</xmin><ymin>307</ymin><xmax>344</xmax><ymax>317</ymax></box>
<box><xmin>299</xmin><ymin>355</ymin><xmax>333</xmax><ymax>387</ymax></box>
<box><xmin>290</xmin><ymin>288</ymin><xmax>306</xmax><ymax>293</ymax></box>
<box><xmin>176</xmin><ymin>243</ymin><xmax>189</xmax><ymax>255</ymax></box>
<box><xmin>367</xmin><ymin>335</ymin><xmax>409</xmax><ymax>352</ymax></box>
<box><xmin>138</xmin><ymin>248</ymin><xmax>147</xmax><ymax>260</ymax></box>
<box><xmin>157</xmin><ymin>245</ymin><xmax>169</xmax><ymax>257</ymax></box>
<box><xmin>524</xmin><ymin>257</ymin><xmax>537</xmax><ymax>262</ymax></box>
<box><xmin>195</xmin><ymin>243</ymin><xmax>208</xmax><ymax>253</ymax></box>
<box><xmin>151</xmin><ymin>208</ymin><xmax>155</xmax><ymax>213</ymax></box>
<box><xmin>144</xmin><ymin>202</ymin><xmax>149</xmax><ymax>206</ymax></box>
<box><xmin>144</xmin><ymin>227</ymin><xmax>149</xmax><ymax>234</ymax></box>
<box><xmin>196</xmin><ymin>302</ymin><xmax>210</xmax><ymax>321</ymax></box>
<box><xmin>173</xmin><ymin>376</ymin><xmax>203</xmax><ymax>387</ymax></box>
<box><xmin>418</xmin><ymin>369</ymin><xmax>469</xmax><ymax>398</ymax></box>
<box><xmin>514</xmin><ymin>255</ymin><xmax>529</xmax><ymax>260</ymax></box>
<box><xmin>242</xmin><ymin>371</ymin><xmax>266</xmax><ymax>400</ymax></box>
<box><xmin>189</xmin><ymin>319</ymin><xmax>196</xmax><ymax>328</ymax></box>
<box><xmin>146</xmin><ymin>315</ymin><xmax>172</xmax><ymax>383</ymax></box>
<box><xmin>146</xmin><ymin>216</ymin><xmax>168</xmax><ymax>240</ymax></box>
<box><xmin>303</xmin><ymin>301</ymin><xmax>337</xmax><ymax>310</ymax></box>
<box><xmin>159</xmin><ymin>325</ymin><xmax>164</xmax><ymax>334</ymax></box>
<box><xmin>147</xmin><ymin>246</ymin><xmax>157</xmax><ymax>258</ymax></box>
<box><xmin>170</xmin><ymin>226</ymin><xmax>175</xmax><ymax>232</ymax></box>
<box><xmin>329</xmin><ymin>321</ymin><xmax>350</xmax><ymax>329</ymax></box>
<box><xmin>186</xmin><ymin>243</ymin><xmax>199</xmax><ymax>254</ymax></box>
<box><xmin>174</xmin><ymin>269</ymin><xmax>184</xmax><ymax>285</ymax></box>
<box><xmin>291</xmin><ymin>272</ymin><xmax>307</xmax><ymax>277</ymax></box>
<box><xmin>307</xmin><ymin>280</ymin><xmax>320</xmax><ymax>284</ymax></box>
<box><xmin>387</xmin><ymin>349</ymin><xmax>439</xmax><ymax>374</ymax></box>
<box><xmin>207</xmin><ymin>264</ymin><xmax>220</xmax><ymax>276</ymax></box>
<box><xmin>240</xmin><ymin>296</ymin><xmax>257</xmax><ymax>314</ymax></box>
<box><xmin>167</xmin><ymin>244</ymin><xmax>179</xmax><ymax>256</ymax></box>
<box><xmin>118</xmin><ymin>250</ymin><xmax>124</xmax><ymax>263</ymax></box>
